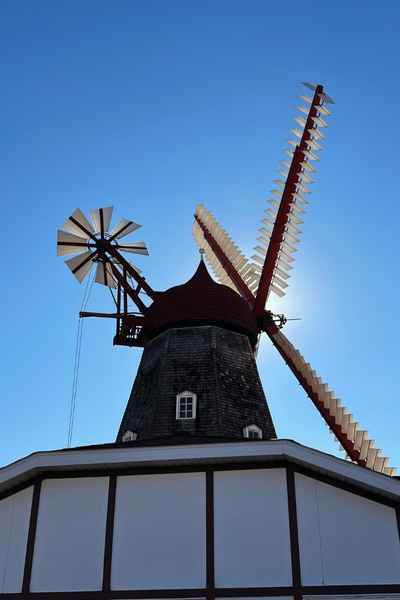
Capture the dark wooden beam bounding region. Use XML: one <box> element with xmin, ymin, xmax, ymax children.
<box><xmin>22</xmin><ymin>481</ymin><xmax>42</xmax><ymax>593</ymax></box>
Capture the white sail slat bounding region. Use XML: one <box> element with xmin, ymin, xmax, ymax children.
<box><xmin>270</xmin><ymin>284</ymin><xmax>285</xmax><ymax>297</ymax></box>
<box><xmin>284</xmin><ymin>231</ymin><xmax>300</xmax><ymax>245</ymax></box>
<box><xmin>274</xmin><ymin>266</ymin><xmax>290</xmax><ymax>280</ymax></box>
<box><xmin>311</xmin><ymin>115</ymin><xmax>328</xmax><ymax>128</ymax></box>
<box><xmin>297</xmin><ymin>105</ymin><xmax>309</xmax><ymax>115</ymax></box>
<box><xmin>303</xmin><ymin>149</ymin><xmax>319</xmax><ymax>161</ymax></box>
<box><xmin>309</xmin><ymin>127</ymin><xmax>325</xmax><ymax>140</ymax></box>
<box><xmin>294</xmin><ymin>116</ymin><xmax>307</xmax><ymax>128</ymax></box>
<box><xmin>300</xmin><ymin>161</ymin><xmax>317</xmax><ymax>173</ymax></box>
<box><xmin>291</xmin><ymin>128</ymin><xmax>303</xmax><ymax>139</ymax></box>
<box><xmin>295</xmin><ymin>181</ymin><xmax>311</xmax><ymax>193</ymax></box>
<box><xmin>271</xmin><ymin>274</ymin><xmax>288</xmax><ymax>289</ymax></box>
<box><xmin>273</xmin><ymin>179</ymin><xmax>286</xmax><ymax>188</ymax></box>
<box><xmin>306</xmin><ymin>138</ymin><xmax>323</xmax><ymax>151</ymax></box>
<box><xmin>290</xmin><ymin>203</ymin><xmax>306</xmax><ymax>215</ymax></box>
<box><xmin>317</xmin><ymin>104</ymin><xmax>332</xmax><ymax>116</ymax></box>
<box><xmin>297</xmin><ymin>172</ymin><xmax>314</xmax><ymax>185</ymax></box>
<box><xmin>277</xmin><ymin>256</ymin><xmax>294</xmax><ymax>271</ymax></box>
<box><xmin>193</xmin><ymin>205</ymin><xmax>255</xmax><ymax>298</ymax></box>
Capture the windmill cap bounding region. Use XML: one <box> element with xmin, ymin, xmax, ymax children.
<box><xmin>144</xmin><ymin>260</ymin><xmax>258</xmax><ymax>344</ymax></box>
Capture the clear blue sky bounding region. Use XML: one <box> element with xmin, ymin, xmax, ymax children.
<box><xmin>1</xmin><ymin>1</ymin><xmax>399</xmax><ymax>468</ymax></box>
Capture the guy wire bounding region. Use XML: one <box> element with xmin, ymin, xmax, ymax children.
<box><xmin>67</xmin><ymin>272</ymin><xmax>94</xmax><ymax>447</ymax></box>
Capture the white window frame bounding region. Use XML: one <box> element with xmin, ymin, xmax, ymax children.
<box><xmin>176</xmin><ymin>391</ymin><xmax>197</xmax><ymax>420</ymax></box>
<box><xmin>243</xmin><ymin>424</ymin><xmax>263</xmax><ymax>439</ymax></box>
<box><xmin>122</xmin><ymin>430</ymin><xmax>138</xmax><ymax>442</ymax></box>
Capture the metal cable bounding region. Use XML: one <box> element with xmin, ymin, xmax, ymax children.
<box><xmin>67</xmin><ymin>272</ymin><xmax>94</xmax><ymax>447</ymax></box>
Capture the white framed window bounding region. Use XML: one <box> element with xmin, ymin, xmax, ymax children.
<box><xmin>122</xmin><ymin>430</ymin><xmax>138</xmax><ymax>442</ymax></box>
<box><xmin>176</xmin><ymin>391</ymin><xmax>197</xmax><ymax>420</ymax></box>
<box><xmin>243</xmin><ymin>424</ymin><xmax>262</xmax><ymax>439</ymax></box>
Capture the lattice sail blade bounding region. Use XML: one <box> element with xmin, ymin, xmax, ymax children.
<box><xmin>252</xmin><ymin>82</ymin><xmax>334</xmax><ymax>316</ymax></box>
<box><xmin>115</xmin><ymin>242</ymin><xmax>149</xmax><ymax>255</ymax></box>
<box><xmin>265</xmin><ymin>325</ymin><xmax>396</xmax><ymax>476</ymax></box>
<box><xmin>62</xmin><ymin>208</ymin><xmax>94</xmax><ymax>239</ymax></box>
<box><xmin>57</xmin><ymin>230</ymin><xmax>89</xmax><ymax>256</ymax></box>
<box><xmin>65</xmin><ymin>251</ymin><xmax>94</xmax><ymax>283</ymax></box>
<box><xmin>109</xmin><ymin>218</ymin><xmax>141</xmax><ymax>240</ymax></box>
<box><xmin>95</xmin><ymin>261</ymin><xmax>118</xmax><ymax>288</ymax></box>
<box><xmin>193</xmin><ymin>221</ymin><xmax>239</xmax><ymax>293</ymax></box>
<box><xmin>90</xmin><ymin>206</ymin><xmax>113</xmax><ymax>236</ymax></box>
<box><xmin>193</xmin><ymin>204</ymin><xmax>255</xmax><ymax>304</ymax></box>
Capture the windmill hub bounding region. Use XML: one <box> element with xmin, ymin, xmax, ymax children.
<box><xmin>94</xmin><ymin>238</ymin><xmax>110</xmax><ymax>253</ymax></box>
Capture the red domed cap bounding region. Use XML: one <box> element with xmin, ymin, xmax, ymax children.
<box><xmin>145</xmin><ymin>261</ymin><xmax>258</xmax><ymax>345</ymax></box>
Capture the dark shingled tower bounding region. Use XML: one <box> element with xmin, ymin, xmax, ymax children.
<box><xmin>117</xmin><ymin>261</ymin><xmax>276</xmax><ymax>442</ymax></box>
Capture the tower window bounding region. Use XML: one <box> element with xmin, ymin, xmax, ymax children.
<box><xmin>243</xmin><ymin>424</ymin><xmax>262</xmax><ymax>439</ymax></box>
<box><xmin>176</xmin><ymin>391</ymin><xmax>197</xmax><ymax>420</ymax></box>
<box><xmin>122</xmin><ymin>430</ymin><xmax>138</xmax><ymax>442</ymax></box>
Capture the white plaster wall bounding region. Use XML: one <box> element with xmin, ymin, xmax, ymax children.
<box><xmin>0</xmin><ymin>486</ymin><xmax>33</xmax><ymax>593</ymax></box>
<box><xmin>30</xmin><ymin>477</ymin><xmax>108</xmax><ymax>592</ymax></box>
<box><xmin>296</xmin><ymin>474</ymin><xmax>400</xmax><ymax>585</ymax></box>
<box><xmin>111</xmin><ymin>472</ymin><xmax>206</xmax><ymax>590</ymax></box>
<box><xmin>214</xmin><ymin>468</ymin><xmax>292</xmax><ymax>587</ymax></box>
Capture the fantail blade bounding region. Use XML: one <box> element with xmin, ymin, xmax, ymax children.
<box><xmin>90</xmin><ymin>206</ymin><xmax>113</xmax><ymax>236</ymax></box>
<box><xmin>65</xmin><ymin>250</ymin><xmax>94</xmax><ymax>283</ymax></box>
<box><xmin>62</xmin><ymin>208</ymin><xmax>94</xmax><ymax>239</ymax></box>
<box><xmin>57</xmin><ymin>230</ymin><xmax>89</xmax><ymax>256</ymax></box>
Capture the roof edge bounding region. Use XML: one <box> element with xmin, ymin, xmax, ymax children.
<box><xmin>0</xmin><ymin>439</ymin><xmax>399</xmax><ymax>501</ymax></box>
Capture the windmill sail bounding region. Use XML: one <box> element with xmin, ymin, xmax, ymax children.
<box><xmin>193</xmin><ymin>204</ymin><xmax>256</xmax><ymax>305</ymax></box>
<box><xmin>265</xmin><ymin>324</ymin><xmax>396</xmax><ymax>476</ymax></box>
<box><xmin>252</xmin><ymin>83</ymin><xmax>334</xmax><ymax>316</ymax></box>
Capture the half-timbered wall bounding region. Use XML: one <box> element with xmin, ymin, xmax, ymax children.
<box><xmin>0</xmin><ymin>464</ymin><xmax>399</xmax><ymax>598</ymax></box>
<box><xmin>296</xmin><ymin>474</ymin><xmax>400</xmax><ymax>586</ymax></box>
<box><xmin>0</xmin><ymin>486</ymin><xmax>32</xmax><ymax>593</ymax></box>
<box><xmin>112</xmin><ymin>473</ymin><xmax>206</xmax><ymax>589</ymax></box>
<box><xmin>30</xmin><ymin>477</ymin><xmax>109</xmax><ymax>592</ymax></box>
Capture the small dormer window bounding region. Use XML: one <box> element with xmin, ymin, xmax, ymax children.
<box><xmin>243</xmin><ymin>424</ymin><xmax>262</xmax><ymax>439</ymax></box>
<box><xmin>176</xmin><ymin>391</ymin><xmax>197</xmax><ymax>420</ymax></box>
<box><xmin>122</xmin><ymin>430</ymin><xmax>138</xmax><ymax>442</ymax></box>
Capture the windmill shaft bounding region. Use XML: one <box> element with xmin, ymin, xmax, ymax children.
<box><xmin>194</xmin><ymin>214</ymin><xmax>255</xmax><ymax>306</ymax></box>
<box><xmin>105</xmin><ymin>243</ymin><xmax>155</xmax><ymax>299</ymax></box>
<box><xmin>254</xmin><ymin>85</ymin><xmax>324</xmax><ymax>317</ymax></box>
<box><xmin>107</xmin><ymin>260</ymin><xmax>148</xmax><ymax>314</ymax></box>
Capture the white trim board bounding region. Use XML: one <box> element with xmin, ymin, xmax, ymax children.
<box><xmin>0</xmin><ymin>439</ymin><xmax>399</xmax><ymax>501</ymax></box>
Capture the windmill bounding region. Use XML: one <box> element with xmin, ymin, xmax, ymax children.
<box><xmin>57</xmin><ymin>83</ymin><xmax>395</xmax><ymax>476</ymax></box>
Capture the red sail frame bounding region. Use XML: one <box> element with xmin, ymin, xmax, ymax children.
<box><xmin>264</xmin><ymin>322</ymin><xmax>367</xmax><ymax>467</ymax></box>
<box><xmin>254</xmin><ymin>84</ymin><xmax>324</xmax><ymax>318</ymax></box>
